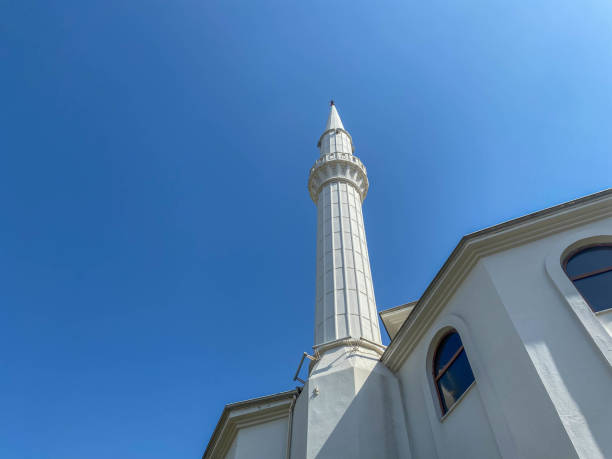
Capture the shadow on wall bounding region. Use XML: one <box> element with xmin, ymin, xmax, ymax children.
<box><xmin>314</xmin><ymin>369</ymin><xmax>403</xmax><ymax>459</ymax></box>
<box><xmin>525</xmin><ymin>339</ymin><xmax>611</xmax><ymax>459</ymax></box>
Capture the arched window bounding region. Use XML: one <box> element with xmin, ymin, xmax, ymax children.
<box><xmin>564</xmin><ymin>245</ymin><xmax>612</xmax><ymax>313</ymax></box>
<box><xmin>433</xmin><ymin>331</ymin><xmax>475</xmax><ymax>415</ymax></box>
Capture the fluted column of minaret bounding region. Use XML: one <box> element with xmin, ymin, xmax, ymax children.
<box><xmin>308</xmin><ymin>104</ymin><xmax>382</xmax><ymax>346</ymax></box>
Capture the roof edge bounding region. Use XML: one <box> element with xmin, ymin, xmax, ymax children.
<box><xmin>202</xmin><ymin>389</ymin><xmax>299</xmax><ymax>459</ymax></box>
<box><xmin>379</xmin><ymin>301</ymin><xmax>418</xmax><ymax>340</ymax></box>
<box><xmin>379</xmin><ymin>301</ymin><xmax>418</xmax><ymax>316</ymax></box>
<box><xmin>381</xmin><ymin>188</ymin><xmax>612</xmax><ymax>371</ymax></box>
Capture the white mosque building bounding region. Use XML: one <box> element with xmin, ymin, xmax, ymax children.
<box><xmin>202</xmin><ymin>104</ymin><xmax>612</xmax><ymax>459</ymax></box>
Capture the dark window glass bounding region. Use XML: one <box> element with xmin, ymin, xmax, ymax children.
<box><xmin>433</xmin><ymin>331</ymin><xmax>475</xmax><ymax>415</ymax></box>
<box><xmin>573</xmin><ymin>271</ymin><xmax>612</xmax><ymax>313</ymax></box>
<box><xmin>565</xmin><ymin>246</ymin><xmax>612</xmax><ymax>279</ymax></box>
<box><xmin>565</xmin><ymin>245</ymin><xmax>612</xmax><ymax>313</ymax></box>
<box><xmin>436</xmin><ymin>350</ymin><xmax>475</xmax><ymax>413</ymax></box>
<box><xmin>433</xmin><ymin>332</ymin><xmax>462</xmax><ymax>376</ymax></box>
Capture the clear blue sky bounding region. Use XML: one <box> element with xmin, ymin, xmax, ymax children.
<box><xmin>1</xmin><ymin>1</ymin><xmax>611</xmax><ymax>457</ymax></box>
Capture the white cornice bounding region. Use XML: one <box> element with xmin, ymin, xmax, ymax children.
<box><xmin>307</xmin><ymin>337</ymin><xmax>387</xmax><ymax>374</ymax></box>
<box><xmin>381</xmin><ymin>188</ymin><xmax>612</xmax><ymax>372</ymax></box>
<box><xmin>313</xmin><ymin>336</ymin><xmax>386</xmax><ymax>357</ymax></box>
<box><xmin>308</xmin><ymin>153</ymin><xmax>369</xmax><ymax>202</ymax></box>
<box><xmin>202</xmin><ymin>390</ymin><xmax>298</xmax><ymax>459</ymax></box>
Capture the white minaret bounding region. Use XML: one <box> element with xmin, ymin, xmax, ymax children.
<box><xmin>308</xmin><ymin>102</ymin><xmax>382</xmax><ymax>345</ymax></box>
<box><xmin>291</xmin><ymin>104</ymin><xmax>411</xmax><ymax>459</ymax></box>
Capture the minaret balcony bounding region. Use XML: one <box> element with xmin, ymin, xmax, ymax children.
<box><xmin>308</xmin><ymin>153</ymin><xmax>369</xmax><ymax>203</ymax></box>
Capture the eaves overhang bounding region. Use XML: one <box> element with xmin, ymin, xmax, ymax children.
<box><xmin>202</xmin><ymin>389</ymin><xmax>298</xmax><ymax>459</ymax></box>
<box><xmin>379</xmin><ymin>301</ymin><xmax>417</xmax><ymax>340</ymax></box>
<box><xmin>381</xmin><ymin>188</ymin><xmax>612</xmax><ymax>372</ymax></box>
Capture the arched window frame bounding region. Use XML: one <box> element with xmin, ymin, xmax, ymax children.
<box><xmin>545</xmin><ymin>232</ymin><xmax>612</xmax><ymax>368</ymax></box>
<box><xmin>422</xmin><ymin>318</ymin><xmax>518</xmax><ymax>456</ymax></box>
<box><xmin>431</xmin><ymin>329</ymin><xmax>475</xmax><ymax>417</ymax></box>
<box><xmin>562</xmin><ymin>243</ymin><xmax>612</xmax><ymax>314</ymax></box>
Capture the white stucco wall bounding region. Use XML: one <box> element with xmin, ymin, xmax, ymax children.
<box><xmin>290</xmin><ymin>387</ymin><xmax>308</xmax><ymax>459</ymax></box>
<box><xmin>434</xmin><ymin>384</ymin><xmax>499</xmax><ymax>458</ymax></box>
<box><xmin>290</xmin><ymin>344</ymin><xmax>411</xmax><ymax>459</ymax></box>
<box><xmin>225</xmin><ymin>417</ymin><xmax>288</xmax><ymax>459</ymax></box>
<box><xmin>482</xmin><ymin>216</ymin><xmax>612</xmax><ymax>459</ymax></box>
<box><xmin>395</xmin><ymin>215</ymin><xmax>612</xmax><ymax>459</ymax></box>
<box><xmin>397</xmin><ymin>261</ymin><xmax>578</xmax><ymax>459</ymax></box>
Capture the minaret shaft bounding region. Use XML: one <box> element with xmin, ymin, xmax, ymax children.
<box><xmin>309</xmin><ymin>105</ymin><xmax>382</xmax><ymax>346</ymax></box>
<box><xmin>315</xmin><ymin>180</ymin><xmax>380</xmax><ymax>344</ymax></box>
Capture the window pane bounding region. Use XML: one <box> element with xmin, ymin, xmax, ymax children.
<box><xmin>434</xmin><ymin>332</ymin><xmax>462</xmax><ymax>377</ymax></box>
<box><xmin>436</xmin><ymin>349</ymin><xmax>475</xmax><ymax>413</ymax></box>
<box><xmin>573</xmin><ymin>270</ymin><xmax>612</xmax><ymax>312</ymax></box>
<box><xmin>566</xmin><ymin>246</ymin><xmax>612</xmax><ymax>278</ymax></box>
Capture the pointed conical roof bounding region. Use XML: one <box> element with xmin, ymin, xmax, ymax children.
<box><xmin>325</xmin><ymin>104</ymin><xmax>345</xmax><ymax>130</ymax></box>
<box><xmin>318</xmin><ymin>103</ymin><xmax>354</xmax><ymax>155</ymax></box>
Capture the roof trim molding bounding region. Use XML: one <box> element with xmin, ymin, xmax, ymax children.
<box><xmin>313</xmin><ymin>336</ymin><xmax>386</xmax><ymax>356</ymax></box>
<box><xmin>381</xmin><ymin>188</ymin><xmax>612</xmax><ymax>372</ymax></box>
<box><xmin>202</xmin><ymin>390</ymin><xmax>298</xmax><ymax>459</ymax></box>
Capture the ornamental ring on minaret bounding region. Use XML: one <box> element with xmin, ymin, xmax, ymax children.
<box><xmin>308</xmin><ymin>153</ymin><xmax>369</xmax><ymax>203</ymax></box>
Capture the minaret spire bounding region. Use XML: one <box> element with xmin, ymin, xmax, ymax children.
<box><xmin>317</xmin><ymin>104</ymin><xmax>354</xmax><ymax>156</ymax></box>
<box><xmin>325</xmin><ymin>103</ymin><xmax>344</xmax><ymax>130</ymax></box>
<box><xmin>308</xmin><ymin>104</ymin><xmax>381</xmax><ymax>345</ymax></box>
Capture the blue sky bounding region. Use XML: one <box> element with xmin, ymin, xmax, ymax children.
<box><xmin>1</xmin><ymin>1</ymin><xmax>611</xmax><ymax>457</ymax></box>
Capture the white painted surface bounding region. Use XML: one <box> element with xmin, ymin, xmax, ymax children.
<box><xmin>380</xmin><ymin>302</ymin><xmax>416</xmax><ymax>339</ymax></box>
<box><xmin>225</xmin><ymin>439</ymin><xmax>237</xmax><ymax>459</ymax></box>
<box><xmin>226</xmin><ymin>417</ymin><xmax>288</xmax><ymax>459</ymax></box>
<box><xmin>436</xmin><ymin>385</ymin><xmax>501</xmax><ymax>458</ymax></box>
<box><xmin>290</xmin><ymin>387</ymin><xmax>308</xmax><ymax>459</ymax></box>
<box><xmin>313</xmin><ymin>181</ymin><xmax>380</xmax><ymax>344</ymax></box>
<box><xmin>544</xmin><ymin>231</ymin><xmax>612</xmax><ymax>365</ymax></box>
<box><xmin>396</xmin><ymin>261</ymin><xmax>571</xmax><ymax>459</ymax></box>
<box><xmin>396</xmin><ymin>217</ymin><xmax>612</xmax><ymax>459</ymax></box>
<box><xmin>203</xmin><ymin>392</ymin><xmax>295</xmax><ymax>459</ymax></box>
<box><xmin>319</xmin><ymin>104</ymin><xmax>353</xmax><ymax>155</ymax></box>
<box><xmin>310</xmin><ymin>106</ymin><xmax>381</xmax><ymax>345</ymax></box>
<box><xmin>484</xmin><ymin>218</ymin><xmax>612</xmax><ymax>458</ymax></box>
<box><xmin>290</xmin><ymin>344</ymin><xmax>411</xmax><ymax>459</ymax></box>
<box><xmin>598</xmin><ymin>309</ymin><xmax>612</xmax><ymax>335</ymax></box>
